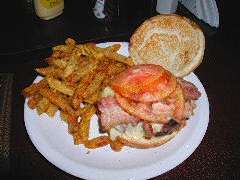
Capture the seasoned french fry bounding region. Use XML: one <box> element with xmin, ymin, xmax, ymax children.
<box><xmin>69</xmin><ymin>121</ymin><xmax>79</xmax><ymax>135</ymax></box>
<box><xmin>102</xmin><ymin>50</ymin><xmax>134</xmax><ymax>66</ymax></box>
<box><xmin>52</xmin><ymin>37</ymin><xmax>75</xmax><ymax>56</ymax></box>
<box><xmin>108</xmin><ymin>62</ymin><xmax>127</xmax><ymax>75</ymax></box>
<box><xmin>84</xmin><ymin>91</ymin><xmax>101</xmax><ymax>104</ymax></box>
<box><xmin>75</xmin><ymin>44</ymin><xmax>84</xmax><ymax>53</ymax></box>
<box><xmin>76</xmin><ymin>105</ymin><xmax>96</xmax><ymax>144</ymax></box>
<box><xmin>63</xmin><ymin>49</ymin><xmax>82</xmax><ymax>78</ymax></box>
<box><xmin>68</xmin><ymin>119</ymin><xmax>79</xmax><ymax>135</ymax></box>
<box><xmin>52</xmin><ymin>41</ymin><xmax>73</xmax><ymax>51</ymax></box>
<box><xmin>35</xmin><ymin>67</ymin><xmax>63</xmax><ymax>78</ymax></box>
<box><xmin>65</xmin><ymin>38</ymin><xmax>76</xmax><ymax>47</ymax></box>
<box><xmin>92</xmin><ymin>44</ymin><xmax>134</xmax><ymax>65</ymax></box>
<box><xmin>46</xmin><ymin>103</ymin><xmax>58</xmax><ymax>117</ymax></box>
<box><xmin>59</xmin><ymin>51</ymin><xmax>71</xmax><ymax>59</ymax></box>
<box><xmin>27</xmin><ymin>94</ymin><xmax>42</xmax><ymax>109</ymax></box>
<box><xmin>74</xmin><ymin>133</ymin><xmax>82</xmax><ymax>145</ymax></box>
<box><xmin>76</xmin><ymin>103</ymin><xmax>91</xmax><ymax>116</ymax></box>
<box><xmin>47</xmin><ymin>77</ymin><xmax>75</xmax><ymax>96</ymax></box>
<box><xmin>101</xmin><ymin>62</ymin><xmax>127</xmax><ymax>88</ymax></box>
<box><xmin>65</xmin><ymin>56</ymin><xmax>94</xmax><ymax>84</ymax></box>
<box><xmin>52</xmin><ymin>50</ymin><xmax>61</xmax><ymax>58</ymax></box>
<box><xmin>52</xmin><ymin>45</ymin><xmax>68</xmax><ymax>52</ymax></box>
<box><xmin>110</xmin><ymin>140</ymin><xmax>124</xmax><ymax>152</ymax></box>
<box><xmin>37</xmin><ymin>97</ymin><xmax>50</xmax><ymax>115</ymax></box>
<box><xmin>82</xmin><ymin>72</ymin><xmax>106</xmax><ymax>99</ymax></box>
<box><xmin>71</xmin><ymin>72</ymin><xmax>96</xmax><ymax>109</ymax></box>
<box><xmin>22</xmin><ymin>79</ymin><xmax>47</xmax><ymax>98</ymax></box>
<box><xmin>39</xmin><ymin>87</ymin><xmax>77</xmax><ymax>116</ymax></box>
<box><xmin>82</xmin><ymin>43</ymin><xmax>104</xmax><ymax>60</ymax></box>
<box><xmin>72</xmin><ymin>60</ymin><xmax>98</xmax><ymax>83</ymax></box>
<box><xmin>103</xmin><ymin>44</ymin><xmax>121</xmax><ymax>52</ymax></box>
<box><xmin>101</xmin><ymin>77</ymin><xmax>112</xmax><ymax>88</ymax></box>
<box><xmin>60</xmin><ymin>111</ymin><xmax>79</xmax><ymax>135</ymax></box>
<box><xmin>60</xmin><ymin>111</ymin><xmax>69</xmax><ymax>123</ymax></box>
<box><xmin>47</xmin><ymin>57</ymin><xmax>68</xmax><ymax>68</ymax></box>
<box><xmin>84</xmin><ymin>136</ymin><xmax>110</xmax><ymax>149</ymax></box>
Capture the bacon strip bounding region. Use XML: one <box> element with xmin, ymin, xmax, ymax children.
<box><xmin>98</xmin><ymin>97</ymin><xmax>140</xmax><ymax>131</ymax></box>
<box><xmin>115</xmin><ymin>93</ymin><xmax>175</xmax><ymax>123</ymax></box>
<box><xmin>184</xmin><ymin>100</ymin><xmax>196</xmax><ymax>119</ymax></box>
<box><xmin>177</xmin><ymin>78</ymin><xmax>201</xmax><ymax>100</ymax></box>
<box><xmin>144</xmin><ymin>122</ymin><xmax>154</xmax><ymax>137</ymax></box>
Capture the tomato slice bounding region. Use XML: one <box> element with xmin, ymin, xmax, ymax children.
<box><xmin>111</xmin><ymin>64</ymin><xmax>177</xmax><ymax>102</ymax></box>
<box><xmin>120</xmin><ymin>71</ymin><xmax>177</xmax><ymax>102</ymax></box>
<box><xmin>111</xmin><ymin>64</ymin><xmax>164</xmax><ymax>93</ymax></box>
<box><xmin>115</xmin><ymin>93</ymin><xmax>174</xmax><ymax>123</ymax></box>
<box><xmin>169</xmin><ymin>84</ymin><xmax>185</xmax><ymax>122</ymax></box>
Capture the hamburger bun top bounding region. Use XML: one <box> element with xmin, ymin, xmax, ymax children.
<box><xmin>129</xmin><ymin>14</ymin><xmax>205</xmax><ymax>77</ymax></box>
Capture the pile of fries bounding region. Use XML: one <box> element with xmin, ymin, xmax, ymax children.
<box><xmin>23</xmin><ymin>38</ymin><xmax>134</xmax><ymax>152</ymax></box>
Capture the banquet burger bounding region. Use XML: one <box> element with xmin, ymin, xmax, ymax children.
<box><xmin>97</xmin><ymin>14</ymin><xmax>204</xmax><ymax>149</ymax></box>
<box><xmin>98</xmin><ymin>64</ymin><xmax>201</xmax><ymax>148</ymax></box>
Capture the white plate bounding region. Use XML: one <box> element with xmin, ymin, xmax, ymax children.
<box><xmin>24</xmin><ymin>42</ymin><xmax>209</xmax><ymax>180</ymax></box>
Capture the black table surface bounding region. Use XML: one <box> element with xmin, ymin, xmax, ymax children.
<box><xmin>1</xmin><ymin>3</ymin><xmax>240</xmax><ymax>180</ymax></box>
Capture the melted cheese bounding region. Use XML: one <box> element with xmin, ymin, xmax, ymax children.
<box><xmin>101</xmin><ymin>86</ymin><xmax>115</xmax><ymax>98</ymax></box>
<box><xmin>151</xmin><ymin>123</ymin><xmax>164</xmax><ymax>134</ymax></box>
<box><xmin>110</xmin><ymin>122</ymin><xmax>145</xmax><ymax>141</ymax></box>
<box><xmin>110</xmin><ymin>128</ymin><xmax>122</xmax><ymax>141</ymax></box>
<box><xmin>125</xmin><ymin>122</ymin><xmax>145</xmax><ymax>140</ymax></box>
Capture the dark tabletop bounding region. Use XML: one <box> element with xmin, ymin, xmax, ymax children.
<box><xmin>0</xmin><ymin>1</ymin><xmax>240</xmax><ymax>179</ymax></box>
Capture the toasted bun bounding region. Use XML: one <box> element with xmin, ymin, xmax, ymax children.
<box><xmin>117</xmin><ymin>123</ymin><xmax>185</xmax><ymax>149</ymax></box>
<box><xmin>129</xmin><ymin>14</ymin><xmax>205</xmax><ymax>77</ymax></box>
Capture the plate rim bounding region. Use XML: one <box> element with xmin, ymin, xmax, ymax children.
<box><xmin>24</xmin><ymin>42</ymin><xmax>209</xmax><ymax>180</ymax></box>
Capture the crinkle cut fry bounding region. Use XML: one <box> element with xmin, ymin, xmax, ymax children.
<box><xmin>46</xmin><ymin>57</ymin><xmax>68</xmax><ymax>68</ymax></box>
<box><xmin>63</xmin><ymin>48</ymin><xmax>83</xmax><ymax>78</ymax></box>
<box><xmin>60</xmin><ymin>111</ymin><xmax>79</xmax><ymax>135</ymax></box>
<box><xmin>103</xmin><ymin>44</ymin><xmax>121</xmax><ymax>52</ymax></box>
<box><xmin>36</xmin><ymin>97</ymin><xmax>50</xmax><ymax>115</ymax></box>
<box><xmin>39</xmin><ymin>87</ymin><xmax>77</xmax><ymax>116</ymax></box>
<box><xmin>74</xmin><ymin>105</ymin><xmax>96</xmax><ymax>144</ymax></box>
<box><xmin>52</xmin><ymin>38</ymin><xmax>76</xmax><ymax>53</ymax></box>
<box><xmin>46</xmin><ymin>77</ymin><xmax>75</xmax><ymax>96</ymax></box>
<box><xmin>51</xmin><ymin>50</ymin><xmax>61</xmax><ymax>58</ymax></box>
<box><xmin>106</xmin><ymin>62</ymin><xmax>127</xmax><ymax>76</ymax></box>
<box><xmin>22</xmin><ymin>78</ymin><xmax>48</xmax><ymax>98</ymax></box>
<box><xmin>81</xmin><ymin>60</ymin><xmax>115</xmax><ymax>102</ymax></box>
<box><xmin>46</xmin><ymin>103</ymin><xmax>58</xmax><ymax>117</ymax></box>
<box><xmin>82</xmin><ymin>72</ymin><xmax>106</xmax><ymax>99</ymax></box>
<box><xmin>84</xmin><ymin>136</ymin><xmax>110</xmax><ymax>149</ymax></box>
<box><xmin>81</xmin><ymin>43</ymin><xmax>104</xmax><ymax>60</ymax></box>
<box><xmin>84</xmin><ymin>90</ymin><xmax>101</xmax><ymax>104</ymax></box>
<box><xmin>101</xmin><ymin>49</ymin><xmax>134</xmax><ymax>66</ymax></box>
<box><xmin>53</xmin><ymin>45</ymin><xmax>72</xmax><ymax>52</ymax></box>
<box><xmin>110</xmin><ymin>139</ymin><xmax>124</xmax><ymax>152</ymax></box>
<box><xmin>35</xmin><ymin>67</ymin><xmax>63</xmax><ymax>79</ymax></box>
<box><xmin>77</xmin><ymin>61</ymin><xmax>123</xmax><ymax>104</ymax></box>
<box><xmin>27</xmin><ymin>94</ymin><xmax>42</xmax><ymax>110</ymax></box>
<box><xmin>65</xmin><ymin>38</ymin><xmax>76</xmax><ymax>47</ymax></box>
<box><xmin>71</xmin><ymin>71</ymin><xmax>97</xmax><ymax>109</ymax></box>
<box><xmin>93</xmin><ymin>45</ymin><xmax>132</xmax><ymax>65</ymax></box>
<box><xmin>70</xmin><ymin>60</ymin><xmax>99</xmax><ymax>83</ymax></box>
<box><xmin>102</xmin><ymin>62</ymin><xmax>127</xmax><ymax>88</ymax></box>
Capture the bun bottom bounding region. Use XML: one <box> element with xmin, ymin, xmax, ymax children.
<box><xmin>116</xmin><ymin>124</ymin><xmax>185</xmax><ymax>149</ymax></box>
